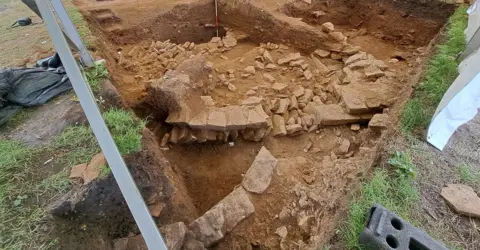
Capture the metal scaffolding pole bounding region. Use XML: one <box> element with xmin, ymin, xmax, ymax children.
<box><xmin>34</xmin><ymin>0</ymin><xmax>167</xmax><ymax>249</ymax></box>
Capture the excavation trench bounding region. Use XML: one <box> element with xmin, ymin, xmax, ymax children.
<box><xmin>68</xmin><ymin>0</ymin><xmax>454</xmax><ymax>249</ymax></box>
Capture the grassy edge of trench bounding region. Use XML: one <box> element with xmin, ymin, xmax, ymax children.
<box><xmin>401</xmin><ymin>5</ymin><xmax>468</xmax><ymax>133</ymax></box>
<box><xmin>0</xmin><ymin>108</ymin><xmax>145</xmax><ymax>250</ymax></box>
<box><xmin>341</xmin><ymin>5</ymin><xmax>469</xmax><ymax>250</ymax></box>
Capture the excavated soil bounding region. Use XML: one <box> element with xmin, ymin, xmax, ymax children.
<box><xmin>69</xmin><ymin>0</ymin><xmax>455</xmax><ymax>249</ymax></box>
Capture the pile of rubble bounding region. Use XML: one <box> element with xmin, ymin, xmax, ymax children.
<box><xmin>144</xmin><ymin>22</ymin><xmax>397</xmax><ymax>145</ymax></box>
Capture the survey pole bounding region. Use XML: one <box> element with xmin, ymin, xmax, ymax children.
<box><xmin>35</xmin><ymin>0</ymin><xmax>167</xmax><ymax>249</ymax></box>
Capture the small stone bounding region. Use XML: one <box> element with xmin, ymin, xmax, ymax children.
<box><xmin>336</xmin><ymin>139</ymin><xmax>350</xmax><ymax>155</ymax></box>
<box><xmin>264</xmin><ymin>73</ymin><xmax>276</xmax><ymax>83</ymax></box>
<box><xmin>201</xmin><ymin>96</ymin><xmax>215</xmax><ymax>106</ymax></box>
<box><xmin>246</xmin><ymin>90</ymin><xmax>256</xmax><ymax>96</ymax></box>
<box><xmin>374</xmin><ymin>60</ymin><xmax>389</xmax><ymax>70</ymax></box>
<box><xmin>227</xmin><ymin>69</ymin><xmax>235</xmax><ymax>74</ymax></box>
<box><xmin>302</xmin><ymin>115</ymin><xmax>314</xmax><ymax>126</ymax></box>
<box><xmin>244</xmin><ymin>66</ymin><xmax>256</xmax><ymax>74</ymax></box>
<box><xmin>287</xmin><ymin>117</ymin><xmax>296</xmax><ymax>125</ymax></box>
<box><xmin>312</xmin><ymin>96</ymin><xmax>323</xmax><ymax>105</ymax></box>
<box><xmin>321</xmin><ymin>22</ymin><xmax>335</xmax><ymax>33</ymax></box>
<box><xmin>348</xmin><ymin>59</ymin><xmax>370</xmax><ymax>70</ymax></box>
<box><xmin>218</xmin><ymin>74</ymin><xmax>227</xmax><ymax>82</ymax></box>
<box><xmin>351</xmin><ymin>124</ymin><xmax>360</xmax><ymax>131</ymax></box>
<box><xmin>389</xmin><ymin>58</ymin><xmax>399</xmax><ymax>64</ymax></box>
<box><xmin>293</xmin><ymin>87</ymin><xmax>305</xmax><ymax>97</ymax></box>
<box><xmin>330</xmin><ymin>53</ymin><xmax>342</xmax><ymax>60</ymax></box>
<box><xmin>149</xmin><ymin>202</ymin><xmax>165</xmax><ymax>217</ymax></box>
<box><xmin>272</xmin><ymin>115</ymin><xmax>287</xmax><ymax>136</ymax></box>
<box><xmin>160</xmin><ymin>133</ymin><xmax>170</xmax><ymax>147</ymax></box>
<box><xmin>289</xmin><ymin>59</ymin><xmax>305</xmax><ymax>67</ymax></box>
<box><xmin>303</xmin><ymin>70</ymin><xmax>313</xmax><ymax>80</ymax></box>
<box><xmin>210</xmin><ymin>37</ymin><xmax>222</xmax><ymax>43</ymax></box>
<box><xmin>286</xmin><ymin>124</ymin><xmax>302</xmax><ymax>135</ymax></box>
<box><xmin>242</xmin><ymin>147</ymin><xmax>278</xmax><ymax>194</ymax></box>
<box><xmin>289</xmin><ymin>95</ymin><xmax>298</xmax><ymax>110</ymax></box>
<box><xmin>220</xmin><ymin>55</ymin><xmax>229</xmax><ymax>60</ymax></box>
<box><xmin>329</xmin><ymin>32</ymin><xmax>346</xmax><ymax>42</ymax></box>
<box><xmin>369</xmin><ymin>114</ymin><xmax>390</xmax><ymax>131</ymax></box>
<box><xmin>364</xmin><ymin>65</ymin><xmax>385</xmax><ymax>79</ymax></box>
<box><xmin>312</xmin><ymin>10</ymin><xmax>325</xmax><ymax>17</ymax></box>
<box><xmin>345</xmin><ymin>52</ymin><xmax>367</xmax><ymax>65</ymax></box>
<box><xmin>241</xmin><ymin>96</ymin><xmax>263</xmax><ymax>106</ymax></box>
<box><xmin>69</xmin><ymin>163</ymin><xmax>87</xmax><ymax>180</ymax></box>
<box><xmin>205</xmin><ymin>61</ymin><xmax>214</xmax><ymax>70</ymax></box>
<box><xmin>84</xmin><ymin>153</ymin><xmax>106</xmax><ymax>184</ymax></box>
<box><xmin>272</xmin><ymin>82</ymin><xmax>287</xmax><ymax>92</ymax></box>
<box><xmin>228</xmin><ymin>83</ymin><xmax>237</xmax><ymax>92</ymax></box>
<box><xmin>263</xmin><ymin>50</ymin><xmax>274</xmax><ymax>63</ymax></box>
<box><xmin>298</xmin><ymin>89</ymin><xmax>314</xmax><ymax>103</ymax></box>
<box><xmin>241</xmin><ymin>73</ymin><xmax>250</xmax><ymax>78</ymax></box>
<box><xmin>276</xmin><ymin>98</ymin><xmax>290</xmax><ymax>114</ymax></box>
<box><xmin>275</xmin><ymin>226</ymin><xmax>288</xmax><ymax>239</ymax></box>
<box><xmin>222</xmin><ymin>36</ymin><xmax>237</xmax><ymax>48</ymax></box>
<box><xmin>441</xmin><ymin>184</ymin><xmax>480</xmax><ymax>218</ymax></box>
<box><xmin>313</xmin><ymin>49</ymin><xmax>331</xmax><ymax>58</ymax></box>
<box><xmin>330</xmin><ymin>151</ymin><xmax>337</xmax><ymax>161</ymax></box>
<box><xmin>303</xmin><ymin>141</ymin><xmax>313</xmax><ymax>152</ymax></box>
<box><xmin>342</xmin><ymin>44</ymin><xmax>360</xmax><ymax>56</ymax></box>
<box><xmin>278</xmin><ymin>53</ymin><xmax>302</xmax><ymax>65</ymax></box>
<box><xmin>312</xmin><ymin>57</ymin><xmax>330</xmax><ymax>76</ymax></box>
<box><xmin>265</xmin><ymin>63</ymin><xmax>277</xmax><ymax>70</ymax></box>
<box><xmin>255</xmin><ymin>61</ymin><xmax>265</xmax><ymax>70</ymax></box>
<box><xmin>297</xmin><ymin>214</ymin><xmax>311</xmax><ymax>234</ymax></box>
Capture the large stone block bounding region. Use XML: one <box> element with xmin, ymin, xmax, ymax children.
<box><xmin>189</xmin><ymin>187</ymin><xmax>254</xmax><ymax>247</ymax></box>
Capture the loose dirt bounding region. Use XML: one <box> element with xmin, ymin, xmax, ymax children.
<box><xmin>66</xmin><ymin>0</ymin><xmax>456</xmax><ymax>249</ymax></box>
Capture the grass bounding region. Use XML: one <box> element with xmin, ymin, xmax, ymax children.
<box><xmin>458</xmin><ymin>164</ymin><xmax>480</xmax><ymax>187</ymax></box>
<box><xmin>84</xmin><ymin>63</ymin><xmax>110</xmax><ymax>93</ymax></box>
<box><xmin>342</xmin><ymin>152</ymin><xmax>419</xmax><ymax>249</ymax></box>
<box><xmin>401</xmin><ymin>6</ymin><xmax>468</xmax><ymax>133</ymax></box>
<box><xmin>65</xmin><ymin>0</ymin><xmax>95</xmax><ymax>49</ymax></box>
<box><xmin>0</xmin><ymin>108</ymin><xmax>144</xmax><ymax>249</ymax></box>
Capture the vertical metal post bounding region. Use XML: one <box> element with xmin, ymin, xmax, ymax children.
<box><xmin>49</xmin><ymin>0</ymin><xmax>94</xmax><ymax>66</ymax></box>
<box><xmin>35</xmin><ymin>1</ymin><xmax>167</xmax><ymax>249</ymax></box>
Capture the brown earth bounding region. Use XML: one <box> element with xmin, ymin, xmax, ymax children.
<box><xmin>64</xmin><ymin>0</ymin><xmax>458</xmax><ymax>249</ymax></box>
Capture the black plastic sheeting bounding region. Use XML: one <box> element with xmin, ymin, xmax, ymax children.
<box><xmin>0</xmin><ymin>54</ymin><xmax>72</xmax><ymax>125</ymax></box>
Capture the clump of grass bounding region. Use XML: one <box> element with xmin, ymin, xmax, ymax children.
<box><xmin>458</xmin><ymin>164</ymin><xmax>480</xmax><ymax>187</ymax></box>
<box><xmin>0</xmin><ymin>108</ymin><xmax>144</xmax><ymax>249</ymax></box>
<box><xmin>0</xmin><ymin>140</ymin><xmax>45</xmax><ymax>250</ymax></box>
<box><xmin>401</xmin><ymin>6</ymin><xmax>468</xmax><ymax>133</ymax></box>
<box><xmin>388</xmin><ymin>151</ymin><xmax>417</xmax><ymax>178</ymax></box>
<box><xmin>53</xmin><ymin>108</ymin><xmax>144</xmax><ymax>166</ymax></box>
<box><xmin>103</xmin><ymin>108</ymin><xmax>146</xmax><ymax>155</ymax></box>
<box><xmin>84</xmin><ymin>63</ymin><xmax>109</xmax><ymax>93</ymax></box>
<box><xmin>342</xmin><ymin>152</ymin><xmax>419</xmax><ymax>249</ymax></box>
<box><xmin>65</xmin><ymin>1</ymin><xmax>95</xmax><ymax>49</ymax></box>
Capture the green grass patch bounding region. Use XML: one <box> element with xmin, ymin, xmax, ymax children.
<box><xmin>342</xmin><ymin>152</ymin><xmax>419</xmax><ymax>249</ymax></box>
<box><xmin>0</xmin><ymin>140</ymin><xmax>46</xmax><ymax>250</ymax></box>
<box><xmin>0</xmin><ymin>108</ymin><xmax>144</xmax><ymax>249</ymax></box>
<box><xmin>84</xmin><ymin>63</ymin><xmax>110</xmax><ymax>93</ymax></box>
<box><xmin>65</xmin><ymin>0</ymin><xmax>95</xmax><ymax>49</ymax></box>
<box><xmin>401</xmin><ymin>6</ymin><xmax>468</xmax><ymax>133</ymax></box>
<box><xmin>458</xmin><ymin>164</ymin><xmax>480</xmax><ymax>187</ymax></box>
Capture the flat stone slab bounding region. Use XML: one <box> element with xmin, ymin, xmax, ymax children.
<box><xmin>189</xmin><ymin>187</ymin><xmax>254</xmax><ymax>247</ymax></box>
<box><xmin>242</xmin><ymin>147</ymin><xmax>278</xmax><ymax>194</ymax></box>
<box><xmin>303</xmin><ymin>103</ymin><xmax>371</xmax><ymax>126</ymax></box>
<box><xmin>441</xmin><ymin>184</ymin><xmax>480</xmax><ymax>218</ymax></box>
